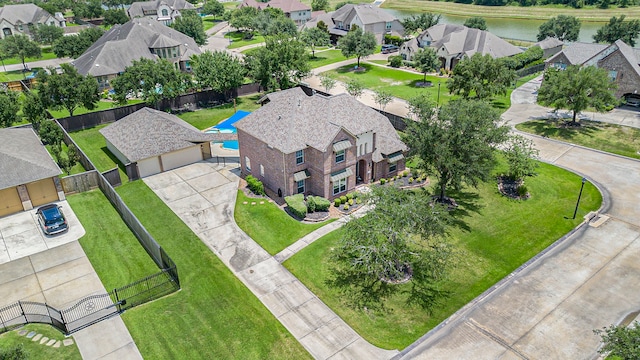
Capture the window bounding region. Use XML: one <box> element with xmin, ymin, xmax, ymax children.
<box><xmin>359</xmin><ymin>144</ymin><xmax>363</xmax><ymax>156</ymax></box>
<box><xmin>337</xmin><ymin>21</ymin><xmax>343</xmax><ymax>29</ymax></box>
<box><xmin>161</xmin><ymin>9</ymin><xmax>169</xmax><ymax>16</ymax></box>
<box><xmin>260</xmin><ymin>164</ymin><xmax>264</xmax><ymax>177</ymax></box>
<box><xmin>335</xmin><ymin>149</ymin><xmax>345</xmax><ymax>163</ymax></box>
<box><xmin>554</xmin><ymin>62</ymin><xmax>567</xmax><ymax>70</ymax></box>
<box><xmin>609</xmin><ymin>70</ymin><xmax>618</xmax><ymax>81</ymax></box>
<box><xmin>386</xmin><ymin>22</ymin><xmax>392</xmax><ymax>30</ymax></box>
<box><xmin>245</xmin><ymin>156</ymin><xmax>251</xmax><ymax>172</ymax></box>
<box><xmin>296</xmin><ymin>149</ymin><xmax>304</xmax><ymax>165</ymax></box>
<box><xmin>297</xmin><ymin>179</ymin><xmax>305</xmax><ymax>194</ymax></box>
<box><xmin>389</xmin><ymin>162</ymin><xmax>397</xmax><ymax>173</ymax></box>
<box><xmin>333</xmin><ymin>178</ymin><xmax>347</xmax><ymax>195</ymax></box>
<box><xmin>364</xmin><ymin>143</ymin><xmax>368</xmax><ymax>154</ymax></box>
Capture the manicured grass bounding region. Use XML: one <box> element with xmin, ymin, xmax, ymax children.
<box><xmin>45</xmin><ymin>142</ymin><xmax>86</xmax><ymax>176</ymax></box>
<box><xmin>284</xmin><ymin>160</ymin><xmax>602</xmax><ymax>349</ymax></box>
<box><xmin>67</xmin><ymin>190</ymin><xmax>158</xmax><ymax>290</ymax></box>
<box><xmin>177</xmin><ymin>94</ymin><xmax>262</xmax><ymax>130</ymax></box>
<box><xmin>69</xmin><ymin>124</ymin><xmax>128</xmax><ymax>184</ymax></box>
<box><xmin>381</xmin><ymin>0</ymin><xmax>640</xmax><ymax>21</ymax></box>
<box><xmin>202</xmin><ymin>16</ymin><xmax>219</xmax><ymax>31</ymax></box>
<box><xmin>227</xmin><ymin>31</ymin><xmax>265</xmax><ymax>49</ymax></box>
<box><xmin>516</xmin><ymin>119</ymin><xmax>640</xmax><ymax>160</ymax></box>
<box><xmin>234</xmin><ymin>190</ymin><xmax>335</xmax><ymax>255</ymax></box>
<box><xmin>308</xmin><ymin>49</ymin><xmax>349</xmax><ymax>69</ymax></box>
<box><xmin>0</xmin><ymin>68</ymin><xmax>41</xmax><ymax>82</ymax></box>
<box><xmin>47</xmin><ymin>99</ymin><xmax>143</xmax><ymax>119</ymax></box>
<box><xmin>0</xmin><ymin>324</ymin><xmax>81</xmax><ymax>360</ymax></box>
<box><xmin>115</xmin><ymin>181</ymin><xmax>310</xmax><ymax>359</ymax></box>
<box><xmin>0</xmin><ymin>49</ymin><xmax>57</xmax><ymax>66</ymax></box>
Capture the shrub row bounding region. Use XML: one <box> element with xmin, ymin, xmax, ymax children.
<box><xmin>246</xmin><ymin>175</ymin><xmax>265</xmax><ymax>195</ymax></box>
<box><xmin>307</xmin><ymin>196</ymin><xmax>330</xmax><ymax>212</ymax></box>
<box><xmin>285</xmin><ymin>194</ymin><xmax>307</xmax><ymax>219</ymax></box>
<box><xmin>501</xmin><ymin>46</ymin><xmax>543</xmax><ymax>70</ymax></box>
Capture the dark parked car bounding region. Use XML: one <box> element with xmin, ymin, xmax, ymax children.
<box><xmin>381</xmin><ymin>44</ymin><xmax>399</xmax><ymax>54</ymax></box>
<box><xmin>36</xmin><ymin>204</ymin><xmax>68</xmax><ymax>235</ymax></box>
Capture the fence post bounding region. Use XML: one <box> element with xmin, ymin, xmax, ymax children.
<box><xmin>114</xmin><ymin>288</ymin><xmax>121</xmax><ymax>312</ymax></box>
<box><xmin>18</xmin><ymin>301</ymin><xmax>27</xmax><ymax>324</ymax></box>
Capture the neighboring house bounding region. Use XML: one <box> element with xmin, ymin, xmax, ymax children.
<box><xmin>239</xmin><ymin>0</ymin><xmax>312</xmax><ymax>25</ymax></box>
<box><xmin>545</xmin><ymin>39</ymin><xmax>640</xmax><ymax>98</ymax></box>
<box><xmin>127</xmin><ymin>0</ymin><xmax>194</xmax><ymax>25</ymax></box>
<box><xmin>100</xmin><ymin>107</ymin><xmax>216</xmax><ymax>178</ymax></box>
<box><xmin>0</xmin><ymin>4</ymin><xmax>65</xmax><ymax>39</ymax></box>
<box><xmin>533</xmin><ymin>37</ymin><xmax>563</xmax><ymax>59</ymax></box>
<box><xmin>400</xmin><ymin>24</ymin><xmax>522</xmax><ymax>70</ymax></box>
<box><xmin>72</xmin><ymin>18</ymin><xmax>201</xmax><ymax>90</ymax></box>
<box><xmin>0</xmin><ymin>127</ymin><xmax>65</xmax><ymax>218</ymax></box>
<box><xmin>235</xmin><ymin>87</ymin><xmax>407</xmax><ymax>200</ymax></box>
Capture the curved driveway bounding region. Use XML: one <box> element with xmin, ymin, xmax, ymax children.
<box><xmin>399</xmin><ymin>77</ymin><xmax>640</xmax><ymax>359</ymax></box>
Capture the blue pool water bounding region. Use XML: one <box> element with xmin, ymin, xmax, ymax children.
<box><xmin>205</xmin><ymin>110</ymin><xmax>250</xmax><ymax>150</ymax></box>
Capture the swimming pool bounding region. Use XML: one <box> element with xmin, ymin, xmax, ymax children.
<box><xmin>205</xmin><ymin>110</ymin><xmax>251</xmax><ymax>150</ymax></box>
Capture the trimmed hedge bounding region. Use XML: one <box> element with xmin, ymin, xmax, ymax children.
<box><xmin>246</xmin><ymin>175</ymin><xmax>265</xmax><ymax>195</ymax></box>
<box><xmin>308</xmin><ymin>196</ymin><xmax>330</xmax><ymax>212</ymax></box>
<box><xmin>285</xmin><ymin>194</ymin><xmax>307</xmax><ymax>219</ymax></box>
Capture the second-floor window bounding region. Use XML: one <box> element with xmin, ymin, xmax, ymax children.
<box><xmin>386</xmin><ymin>22</ymin><xmax>392</xmax><ymax>30</ymax></box>
<box><xmin>161</xmin><ymin>9</ymin><xmax>169</xmax><ymax>16</ymax></box>
<box><xmin>245</xmin><ymin>156</ymin><xmax>251</xmax><ymax>172</ymax></box>
<box><xmin>335</xmin><ymin>149</ymin><xmax>345</xmax><ymax>163</ymax></box>
<box><xmin>296</xmin><ymin>149</ymin><xmax>304</xmax><ymax>165</ymax></box>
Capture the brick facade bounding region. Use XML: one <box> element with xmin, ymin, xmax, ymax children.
<box><xmin>597</xmin><ymin>51</ymin><xmax>640</xmax><ymax>97</ymax></box>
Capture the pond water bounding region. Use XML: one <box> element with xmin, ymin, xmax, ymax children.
<box><xmin>384</xmin><ymin>8</ymin><xmax>606</xmax><ymax>43</ymax></box>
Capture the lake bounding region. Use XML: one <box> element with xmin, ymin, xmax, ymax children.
<box><xmin>384</xmin><ymin>8</ymin><xmax>606</xmax><ymax>43</ymax></box>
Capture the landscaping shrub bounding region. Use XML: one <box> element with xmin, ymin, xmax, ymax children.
<box><xmin>384</xmin><ymin>34</ymin><xmax>403</xmax><ymax>46</ymax></box>
<box><xmin>408</xmin><ymin>177</ymin><xmax>414</xmax><ymax>183</ymax></box>
<box><xmin>402</xmin><ymin>171</ymin><xmax>408</xmax><ymax>177</ymax></box>
<box><xmin>402</xmin><ymin>60</ymin><xmax>415</xmax><ymax>68</ymax></box>
<box><xmin>340</xmin><ymin>195</ymin><xmax>347</xmax><ymax>203</ymax></box>
<box><xmin>285</xmin><ymin>194</ymin><xmax>307</xmax><ymax>219</ymax></box>
<box><xmin>245</xmin><ymin>175</ymin><xmax>265</xmax><ymax>195</ymax></box>
<box><xmin>343</xmin><ymin>204</ymin><xmax>349</xmax><ymax>211</ymax></box>
<box><xmin>389</xmin><ymin>55</ymin><xmax>402</xmax><ymax>68</ymax></box>
<box><xmin>517</xmin><ymin>185</ymin><xmax>529</xmax><ymax>197</ymax></box>
<box><xmin>346</xmin><ymin>192</ymin><xmax>354</xmax><ymax>200</ymax></box>
<box><xmin>307</xmin><ymin>196</ymin><xmax>317</xmax><ymax>212</ymax></box>
<box><xmin>380</xmin><ymin>178</ymin><xmax>386</xmax><ymax>184</ymax></box>
<box><xmin>348</xmin><ymin>198</ymin><xmax>354</xmax><ymax>206</ymax></box>
<box><xmin>501</xmin><ymin>46</ymin><xmax>543</xmax><ymax>70</ymax></box>
<box><xmin>312</xmin><ymin>196</ymin><xmax>331</xmax><ymax>211</ymax></box>
<box><xmin>334</xmin><ymin>198</ymin><xmax>342</xmax><ymax>207</ymax></box>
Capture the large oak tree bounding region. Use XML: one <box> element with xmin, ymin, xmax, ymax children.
<box><xmin>337</xmin><ymin>28</ymin><xmax>376</xmax><ymax>68</ymax></box>
<box><xmin>36</xmin><ymin>63</ymin><xmax>100</xmax><ymax>117</ymax></box>
<box><xmin>245</xmin><ymin>35</ymin><xmax>310</xmax><ymax>91</ymax></box>
<box><xmin>447</xmin><ymin>53</ymin><xmax>516</xmax><ymax>100</ymax></box>
<box><xmin>190</xmin><ymin>50</ymin><xmax>246</xmax><ymax>98</ymax></box>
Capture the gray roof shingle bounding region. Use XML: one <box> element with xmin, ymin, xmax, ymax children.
<box><xmin>332</xmin><ymin>4</ymin><xmax>396</xmax><ymax>25</ymax></box>
<box><xmin>546</xmin><ymin>42</ymin><xmax>608</xmax><ymax>65</ymax></box>
<box><xmin>72</xmin><ymin>18</ymin><xmax>200</xmax><ymax>77</ymax></box>
<box><xmin>99</xmin><ymin>107</ymin><xmax>215</xmax><ymax>162</ymax></box>
<box><xmin>0</xmin><ymin>127</ymin><xmax>61</xmax><ymax>190</ymax></box>
<box><xmin>235</xmin><ymin>88</ymin><xmax>407</xmax><ymax>161</ymax></box>
<box><xmin>127</xmin><ymin>0</ymin><xmax>194</xmax><ymax>19</ymax></box>
<box><xmin>0</xmin><ymin>4</ymin><xmax>52</xmax><ymax>26</ymax></box>
<box><xmin>426</xmin><ymin>24</ymin><xmax>522</xmax><ymax>59</ymax></box>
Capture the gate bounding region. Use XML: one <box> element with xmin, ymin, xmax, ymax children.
<box><xmin>61</xmin><ymin>293</ymin><xmax>119</xmax><ymax>333</ymax></box>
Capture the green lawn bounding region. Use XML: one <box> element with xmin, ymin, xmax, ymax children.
<box><xmin>227</xmin><ymin>32</ymin><xmax>265</xmax><ymax>49</ymax></box>
<box><xmin>47</xmin><ymin>99</ymin><xmax>143</xmax><ymax>119</ymax></box>
<box><xmin>70</xmin><ymin>124</ymin><xmax>128</xmax><ymax>184</ymax></box>
<box><xmin>45</xmin><ymin>142</ymin><xmax>86</xmax><ymax>176</ymax></box>
<box><xmin>67</xmin><ymin>190</ymin><xmax>159</xmax><ymax>290</ymax></box>
<box><xmin>202</xmin><ymin>16</ymin><xmax>219</xmax><ymax>31</ymax></box>
<box><xmin>234</xmin><ymin>190</ymin><xmax>335</xmax><ymax>255</ymax></box>
<box><xmin>114</xmin><ymin>181</ymin><xmax>310</xmax><ymax>359</ymax></box>
<box><xmin>516</xmin><ymin>119</ymin><xmax>640</xmax><ymax>160</ymax></box>
<box><xmin>0</xmin><ymin>68</ymin><xmax>41</xmax><ymax>82</ymax></box>
<box><xmin>308</xmin><ymin>49</ymin><xmax>349</xmax><ymax>69</ymax></box>
<box><xmin>177</xmin><ymin>94</ymin><xmax>262</xmax><ymax>130</ymax></box>
<box><xmin>0</xmin><ymin>324</ymin><xmax>81</xmax><ymax>360</ymax></box>
<box><xmin>0</xmin><ymin>49</ymin><xmax>57</xmax><ymax>66</ymax></box>
<box><xmin>284</xmin><ymin>160</ymin><xmax>602</xmax><ymax>350</ymax></box>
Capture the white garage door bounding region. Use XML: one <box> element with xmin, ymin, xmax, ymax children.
<box><xmin>138</xmin><ymin>157</ymin><xmax>162</xmax><ymax>178</ymax></box>
<box><xmin>161</xmin><ymin>146</ymin><xmax>202</xmax><ymax>172</ymax></box>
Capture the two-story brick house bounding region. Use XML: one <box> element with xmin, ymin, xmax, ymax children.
<box><xmin>239</xmin><ymin>0</ymin><xmax>312</xmax><ymax>25</ymax></box>
<box><xmin>235</xmin><ymin>88</ymin><xmax>407</xmax><ymax>200</ymax></box>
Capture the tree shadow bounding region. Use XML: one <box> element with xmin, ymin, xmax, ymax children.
<box><xmin>445</xmin><ymin>189</ymin><xmax>483</xmax><ymax>232</ymax></box>
<box><xmin>335</xmin><ymin>63</ymin><xmax>371</xmax><ymax>74</ymax></box>
<box><xmin>524</xmin><ymin>119</ymin><xmax>600</xmax><ymax>140</ymax></box>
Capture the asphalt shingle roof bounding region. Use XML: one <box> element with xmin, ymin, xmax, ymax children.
<box><xmin>127</xmin><ymin>0</ymin><xmax>194</xmax><ymax>19</ymax></box>
<box><xmin>235</xmin><ymin>88</ymin><xmax>407</xmax><ymax>161</ymax></box>
<box><xmin>99</xmin><ymin>107</ymin><xmax>215</xmax><ymax>162</ymax></box>
<box><xmin>426</xmin><ymin>24</ymin><xmax>522</xmax><ymax>59</ymax></box>
<box><xmin>72</xmin><ymin>18</ymin><xmax>200</xmax><ymax>77</ymax></box>
<box><xmin>546</xmin><ymin>42</ymin><xmax>608</xmax><ymax>65</ymax></box>
<box><xmin>0</xmin><ymin>127</ymin><xmax>61</xmax><ymax>190</ymax></box>
<box><xmin>0</xmin><ymin>4</ymin><xmax>51</xmax><ymax>25</ymax></box>
<box><xmin>332</xmin><ymin>3</ymin><xmax>396</xmax><ymax>25</ymax></box>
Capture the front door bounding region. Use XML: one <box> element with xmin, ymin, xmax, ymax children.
<box><xmin>357</xmin><ymin>159</ymin><xmax>366</xmax><ymax>184</ymax></box>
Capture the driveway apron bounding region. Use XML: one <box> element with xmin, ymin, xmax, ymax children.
<box><xmin>143</xmin><ymin>159</ymin><xmax>398</xmax><ymax>359</ymax></box>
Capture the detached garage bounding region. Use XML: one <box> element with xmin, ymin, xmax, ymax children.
<box><xmin>99</xmin><ymin>107</ymin><xmax>216</xmax><ymax>178</ymax></box>
<box><xmin>0</xmin><ymin>128</ymin><xmax>65</xmax><ymax>218</ymax></box>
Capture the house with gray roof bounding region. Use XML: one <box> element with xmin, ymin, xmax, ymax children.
<box><xmin>239</xmin><ymin>0</ymin><xmax>311</xmax><ymax>25</ymax></box>
<box><xmin>533</xmin><ymin>37</ymin><xmax>563</xmax><ymax>59</ymax></box>
<box><xmin>400</xmin><ymin>24</ymin><xmax>522</xmax><ymax>70</ymax></box>
<box><xmin>0</xmin><ymin>4</ymin><xmax>65</xmax><ymax>39</ymax></box>
<box><xmin>100</xmin><ymin>107</ymin><xmax>216</xmax><ymax>178</ymax></box>
<box><xmin>127</xmin><ymin>0</ymin><xmax>194</xmax><ymax>25</ymax></box>
<box><xmin>72</xmin><ymin>18</ymin><xmax>200</xmax><ymax>90</ymax></box>
<box><xmin>0</xmin><ymin>127</ymin><xmax>65</xmax><ymax>217</ymax></box>
<box><xmin>235</xmin><ymin>87</ymin><xmax>407</xmax><ymax>200</ymax></box>
<box><xmin>546</xmin><ymin>39</ymin><xmax>640</xmax><ymax>99</ymax></box>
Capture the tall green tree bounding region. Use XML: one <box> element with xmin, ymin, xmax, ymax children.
<box><xmin>245</xmin><ymin>35</ymin><xmax>310</xmax><ymax>91</ymax></box>
<box><xmin>594</xmin><ymin>15</ymin><xmax>640</xmax><ymax>46</ymax></box>
<box><xmin>537</xmin><ymin>65</ymin><xmax>618</xmax><ymax>125</ymax></box>
<box><xmin>537</xmin><ymin>15</ymin><xmax>581</xmax><ymax>42</ymax></box>
<box><xmin>413</xmin><ymin>47</ymin><xmax>439</xmax><ymax>83</ymax></box>
<box><xmin>594</xmin><ymin>322</ymin><xmax>640</xmax><ymax>360</ymax></box>
<box><xmin>111</xmin><ymin>58</ymin><xmax>191</xmax><ymax>106</ymax></box>
<box><xmin>300</xmin><ymin>27</ymin><xmax>331</xmax><ymax>58</ymax></box>
<box><xmin>402</xmin><ymin>96</ymin><xmax>509</xmax><ymax>201</ymax></box>
<box><xmin>337</xmin><ymin>28</ymin><xmax>376</xmax><ymax>68</ymax></box>
<box><xmin>203</xmin><ymin>0</ymin><xmax>224</xmax><ymax>18</ymax></box>
<box><xmin>401</xmin><ymin>13</ymin><xmax>441</xmax><ymax>33</ymax></box>
<box><xmin>447</xmin><ymin>53</ymin><xmax>516</xmax><ymax>100</ymax></box>
<box><xmin>52</xmin><ymin>27</ymin><xmax>105</xmax><ymax>58</ymax></box>
<box><xmin>504</xmin><ymin>135</ymin><xmax>539</xmax><ymax>181</ymax></box>
<box><xmin>191</xmin><ymin>50</ymin><xmax>246</xmax><ymax>98</ymax></box>
<box><xmin>374</xmin><ymin>89</ymin><xmax>393</xmax><ymax>110</ymax></box>
<box><xmin>230</xmin><ymin>6</ymin><xmax>259</xmax><ymax>34</ymax></box>
<box><xmin>312</xmin><ymin>0</ymin><xmax>328</xmax><ymax>10</ymax></box>
<box><xmin>464</xmin><ymin>16</ymin><xmax>487</xmax><ymax>30</ymax></box>
<box><xmin>345</xmin><ymin>79</ymin><xmax>363</xmax><ymax>98</ymax></box>
<box><xmin>329</xmin><ymin>185</ymin><xmax>452</xmax><ymax>311</ymax></box>
<box><xmin>172</xmin><ymin>10</ymin><xmax>207</xmax><ymax>46</ymax></box>
<box><xmin>103</xmin><ymin>9</ymin><xmax>129</xmax><ymax>26</ymax></box>
<box><xmin>38</xmin><ymin>120</ymin><xmax>63</xmax><ymax>147</ymax></box>
<box><xmin>0</xmin><ymin>34</ymin><xmax>41</xmax><ymax>70</ymax></box>
<box><xmin>31</xmin><ymin>24</ymin><xmax>64</xmax><ymax>45</ymax></box>
<box><xmin>22</xmin><ymin>92</ymin><xmax>47</xmax><ymax>131</ymax></box>
<box><xmin>0</xmin><ymin>88</ymin><xmax>20</xmax><ymax>128</ymax></box>
<box><xmin>72</xmin><ymin>0</ymin><xmax>103</xmax><ymax>19</ymax></box>
<box><xmin>320</xmin><ymin>75</ymin><xmax>336</xmax><ymax>92</ymax></box>
<box><xmin>36</xmin><ymin>64</ymin><xmax>100</xmax><ymax>117</ymax></box>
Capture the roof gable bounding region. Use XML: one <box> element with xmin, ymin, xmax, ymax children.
<box><xmin>429</xmin><ymin>24</ymin><xmax>522</xmax><ymax>59</ymax></box>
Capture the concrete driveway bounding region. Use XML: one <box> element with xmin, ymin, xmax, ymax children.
<box><xmin>0</xmin><ymin>200</ymin><xmax>85</xmax><ymax>265</ymax></box>
<box><xmin>143</xmin><ymin>159</ymin><xmax>398</xmax><ymax>360</ymax></box>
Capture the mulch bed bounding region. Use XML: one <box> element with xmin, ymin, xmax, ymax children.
<box><xmin>497</xmin><ymin>176</ymin><xmax>530</xmax><ymax>200</ymax></box>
